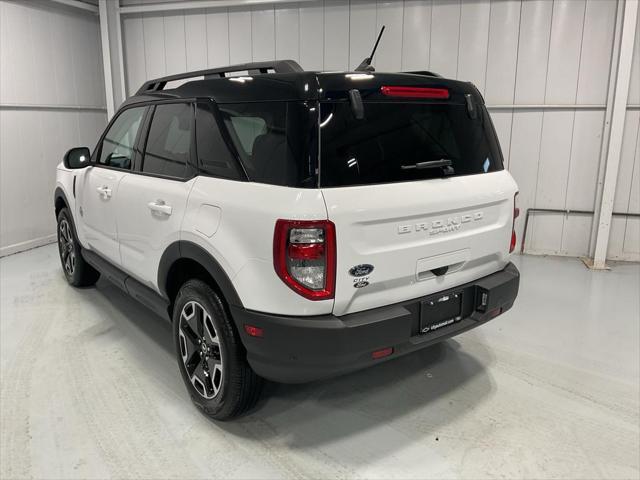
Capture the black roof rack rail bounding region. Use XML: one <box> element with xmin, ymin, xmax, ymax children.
<box><xmin>403</xmin><ymin>70</ymin><xmax>442</xmax><ymax>78</ymax></box>
<box><xmin>136</xmin><ymin>59</ymin><xmax>304</xmax><ymax>94</ymax></box>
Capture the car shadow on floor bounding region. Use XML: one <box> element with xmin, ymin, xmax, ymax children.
<box><xmin>93</xmin><ymin>278</ymin><xmax>495</xmax><ymax>453</ymax></box>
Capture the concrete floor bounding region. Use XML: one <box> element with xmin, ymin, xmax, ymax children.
<box><xmin>0</xmin><ymin>244</ymin><xmax>638</xmax><ymax>479</ymax></box>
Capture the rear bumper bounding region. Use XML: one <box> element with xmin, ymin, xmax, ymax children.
<box><xmin>231</xmin><ymin>262</ymin><xmax>519</xmax><ymax>383</ymax></box>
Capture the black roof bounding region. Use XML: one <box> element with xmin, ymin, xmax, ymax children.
<box><xmin>121</xmin><ymin>60</ymin><xmax>483</xmax><ymax>108</ymax></box>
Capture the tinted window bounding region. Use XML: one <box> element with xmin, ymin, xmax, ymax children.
<box><xmin>98</xmin><ymin>107</ymin><xmax>145</xmax><ymax>169</ymax></box>
<box><xmin>319</xmin><ymin>102</ymin><xmax>503</xmax><ymax>187</ymax></box>
<box><xmin>142</xmin><ymin>103</ymin><xmax>193</xmax><ymax>178</ymax></box>
<box><xmin>218</xmin><ymin>102</ymin><xmax>317</xmax><ymax>188</ymax></box>
<box><xmin>195</xmin><ymin>102</ymin><xmax>242</xmax><ymax>180</ymax></box>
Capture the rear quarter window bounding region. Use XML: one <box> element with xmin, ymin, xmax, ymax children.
<box><xmin>217</xmin><ymin>102</ymin><xmax>318</xmax><ymax>188</ymax></box>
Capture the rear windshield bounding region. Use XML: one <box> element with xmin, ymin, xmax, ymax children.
<box><xmin>217</xmin><ymin>101</ymin><xmax>317</xmax><ymax>188</ymax></box>
<box><xmin>319</xmin><ymin>101</ymin><xmax>503</xmax><ymax>188</ymax></box>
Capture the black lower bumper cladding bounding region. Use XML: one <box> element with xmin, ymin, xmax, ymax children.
<box><xmin>231</xmin><ymin>263</ymin><xmax>519</xmax><ymax>383</ymax></box>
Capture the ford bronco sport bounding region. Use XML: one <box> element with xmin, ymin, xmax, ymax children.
<box><xmin>54</xmin><ymin>59</ymin><xmax>520</xmax><ymax>420</ymax></box>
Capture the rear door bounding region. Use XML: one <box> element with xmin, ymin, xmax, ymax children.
<box><xmin>319</xmin><ymin>99</ymin><xmax>518</xmax><ymax>316</ymax></box>
<box><xmin>79</xmin><ymin>106</ymin><xmax>146</xmax><ymax>264</ymax></box>
<box><xmin>115</xmin><ymin>102</ymin><xmax>196</xmax><ymax>289</ymax></box>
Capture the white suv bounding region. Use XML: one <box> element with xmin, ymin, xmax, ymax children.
<box><xmin>54</xmin><ymin>60</ymin><xmax>520</xmax><ymax>420</ymax></box>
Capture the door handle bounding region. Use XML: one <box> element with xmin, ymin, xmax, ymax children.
<box><xmin>96</xmin><ymin>185</ymin><xmax>112</xmax><ymax>199</ymax></box>
<box><xmin>147</xmin><ymin>200</ymin><xmax>172</xmax><ymax>216</ymax></box>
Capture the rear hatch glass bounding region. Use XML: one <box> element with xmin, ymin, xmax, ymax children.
<box><xmin>319</xmin><ymin>101</ymin><xmax>503</xmax><ymax>187</ymax></box>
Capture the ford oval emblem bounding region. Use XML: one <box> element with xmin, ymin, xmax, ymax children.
<box><xmin>349</xmin><ymin>264</ymin><xmax>374</xmax><ymax>277</ymax></box>
<box><xmin>354</xmin><ymin>280</ymin><xmax>370</xmax><ymax>289</ymax></box>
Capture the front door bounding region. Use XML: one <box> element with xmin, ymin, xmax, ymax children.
<box><xmin>78</xmin><ymin>106</ymin><xmax>146</xmax><ymax>264</ymax></box>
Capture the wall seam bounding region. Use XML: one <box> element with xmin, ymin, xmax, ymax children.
<box><xmin>506</xmin><ymin>0</ymin><xmax>524</xmax><ymax>171</ymax></box>
<box><xmin>560</xmin><ymin>0</ymin><xmax>588</xmax><ymax>255</ymax></box>
<box><xmin>531</xmin><ymin>0</ymin><xmax>555</xmax><ymax>251</ymax></box>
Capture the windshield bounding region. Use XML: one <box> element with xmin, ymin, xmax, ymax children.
<box><xmin>319</xmin><ymin>101</ymin><xmax>504</xmax><ymax>188</ymax></box>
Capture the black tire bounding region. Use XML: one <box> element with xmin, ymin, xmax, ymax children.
<box><xmin>172</xmin><ymin>279</ymin><xmax>263</xmax><ymax>420</ymax></box>
<box><xmin>56</xmin><ymin>208</ymin><xmax>100</xmax><ymax>287</ymax></box>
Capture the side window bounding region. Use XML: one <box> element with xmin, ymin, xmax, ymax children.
<box><xmin>142</xmin><ymin>103</ymin><xmax>193</xmax><ymax>178</ymax></box>
<box><xmin>98</xmin><ymin>107</ymin><xmax>145</xmax><ymax>169</ymax></box>
<box><xmin>229</xmin><ymin>116</ymin><xmax>266</xmax><ymax>154</ymax></box>
<box><xmin>195</xmin><ymin>102</ymin><xmax>242</xmax><ymax>180</ymax></box>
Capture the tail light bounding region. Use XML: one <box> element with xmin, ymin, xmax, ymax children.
<box><xmin>380</xmin><ymin>86</ymin><xmax>449</xmax><ymax>99</ymax></box>
<box><xmin>274</xmin><ymin>219</ymin><xmax>336</xmax><ymax>300</ymax></box>
<box><xmin>510</xmin><ymin>192</ymin><xmax>520</xmax><ymax>253</ymax></box>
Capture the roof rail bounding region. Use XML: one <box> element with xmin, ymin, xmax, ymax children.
<box><xmin>136</xmin><ymin>59</ymin><xmax>304</xmax><ymax>94</ymax></box>
<box><xmin>403</xmin><ymin>70</ymin><xmax>442</xmax><ymax>78</ymax></box>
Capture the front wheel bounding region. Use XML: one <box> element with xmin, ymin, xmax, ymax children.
<box><xmin>57</xmin><ymin>208</ymin><xmax>100</xmax><ymax>287</ymax></box>
<box><xmin>173</xmin><ymin>280</ymin><xmax>263</xmax><ymax>420</ymax></box>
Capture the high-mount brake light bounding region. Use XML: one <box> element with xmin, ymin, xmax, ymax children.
<box><xmin>380</xmin><ymin>86</ymin><xmax>450</xmax><ymax>99</ymax></box>
<box><xmin>510</xmin><ymin>192</ymin><xmax>520</xmax><ymax>253</ymax></box>
<box><xmin>274</xmin><ymin>219</ymin><xmax>336</xmax><ymax>300</ymax></box>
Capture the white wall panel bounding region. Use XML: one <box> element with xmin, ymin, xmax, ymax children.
<box><xmin>565</xmin><ymin>111</ymin><xmax>606</xmax><ymax>211</ymax></box>
<box><xmin>143</xmin><ymin>15</ymin><xmax>166</xmax><ymax>78</ymax></box>
<box><xmin>206</xmin><ymin>10</ymin><xmax>230</xmax><ymax>68</ymax></box>
<box><xmin>508</xmin><ymin>111</ymin><xmax>544</xmax><ymax>244</ymax></box>
<box><xmin>401</xmin><ymin>0</ymin><xmax>431</xmax><ymax>71</ymax></box>
<box><xmin>429</xmin><ymin>0</ymin><xmax>460</xmax><ymax>79</ymax></box>
<box><xmin>228</xmin><ymin>8</ymin><xmax>252</xmax><ymax>64</ymax></box>
<box><xmin>299</xmin><ymin>3</ymin><xmax>323</xmax><ymax>70</ymax></box>
<box><xmin>484</xmin><ymin>1</ymin><xmax>520</xmax><ymax>105</ymax></box>
<box><xmin>514</xmin><ymin>0</ymin><xmax>552</xmax><ymax>104</ymax></box>
<box><xmin>323</xmin><ymin>1</ymin><xmax>349</xmax><ymax>70</ymax></box>
<box><xmin>0</xmin><ymin>1</ymin><xmax>107</xmax><ymax>256</ymax></box>
<box><xmin>123</xmin><ymin>15</ymin><xmax>147</xmax><ymax>95</ymax></box>
<box><xmin>164</xmin><ymin>13</ymin><xmax>187</xmax><ymax>75</ymax></box>
<box><xmin>275</xmin><ymin>4</ymin><xmax>300</xmax><ymax>62</ymax></box>
<box><xmin>374</xmin><ymin>1</ymin><xmax>403</xmax><ymax>72</ymax></box>
<box><xmin>489</xmin><ymin>111</ymin><xmax>514</xmax><ymax>168</ymax></box>
<box><xmin>349</xmin><ymin>0</ymin><xmax>377</xmax><ymax>70</ymax></box>
<box><xmin>457</xmin><ymin>0</ymin><xmax>490</xmax><ymax>95</ymax></box>
<box><xmin>627</xmin><ymin>11</ymin><xmax>640</xmax><ymax>105</ymax></box>
<box><xmin>614</xmin><ymin>111</ymin><xmax>640</xmax><ymax>212</ymax></box>
<box><xmin>251</xmin><ymin>7</ymin><xmax>275</xmax><ymax>61</ymax></box>
<box><xmin>110</xmin><ymin>0</ymin><xmax>634</xmax><ymax>261</ymax></box>
<box><xmin>544</xmin><ymin>0</ymin><xmax>585</xmax><ymax>105</ymax></box>
<box><xmin>184</xmin><ymin>11</ymin><xmax>208</xmax><ymax>71</ymax></box>
<box><xmin>608</xmin><ymin>108</ymin><xmax>639</xmax><ymax>261</ymax></box>
<box><xmin>576</xmin><ymin>0</ymin><xmax>617</xmax><ymax>105</ymax></box>
<box><xmin>528</xmin><ymin>111</ymin><xmax>574</xmax><ymax>254</ymax></box>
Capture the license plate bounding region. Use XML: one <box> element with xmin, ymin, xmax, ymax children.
<box><xmin>420</xmin><ymin>292</ymin><xmax>462</xmax><ymax>334</ymax></box>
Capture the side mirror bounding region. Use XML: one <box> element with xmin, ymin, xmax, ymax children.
<box><xmin>63</xmin><ymin>147</ymin><xmax>91</xmax><ymax>169</ymax></box>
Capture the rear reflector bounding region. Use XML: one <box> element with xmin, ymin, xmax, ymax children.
<box><xmin>380</xmin><ymin>86</ymin><xmax>449</xmax><ymax>99</ymax></box>
<box><xmin>244</xmin><ymin>324</ymin><xmax>264</xmax><ymax>338</ymax></box>
<box><xmin>371</xmin><ymin>347</ymin><xmax>393</xmax><ymax>360</ymax></box>
<box><xmin>510</xmin><ymin>192</ymin><xmax>519</xmax><ymax>253</ymax></box>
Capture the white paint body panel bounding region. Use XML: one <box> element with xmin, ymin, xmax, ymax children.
<box><xmin>323</xmin><ymin>171</ymin><xmax>518</xmax><ymax>316</ymax></box>
<box><xmin>182</xmin><ymin>177</ymin><xmax>332</xmax><ymax>316</ymax></box>
<box><xmin>116</xmin><ymin>174</ymin><xmax>195</xmax><ymax>289</ymax></box>
<box><xmin>77</xmin><ymin>166</ymin><xmax>127</xmax><ymax>265</ymax></box>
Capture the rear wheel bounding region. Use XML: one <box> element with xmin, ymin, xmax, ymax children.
<box><xmin>172</xmin><ymin>279</ymin><xmax>263</xmax><ymax>420</ymax></box>
<box><xmin>56</xmin><ymin>208</ymin><xmax>100</xmax><ymax>287</ymax></box>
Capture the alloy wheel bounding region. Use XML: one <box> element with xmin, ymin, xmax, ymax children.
<box><xmin>58</xmin><ymin>218</ymin><xmax>76</xmax><ymax>276</ymax></box>
<box><xmin>178</xmin><ymin>301</ymin><xmax>224</xmax><ymax>399</ymax></box>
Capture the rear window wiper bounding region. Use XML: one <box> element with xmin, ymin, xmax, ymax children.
<box><xmin>400</xmin><ymin>158</ymin><xmax>455</xmax><ymax>175</ymax></box>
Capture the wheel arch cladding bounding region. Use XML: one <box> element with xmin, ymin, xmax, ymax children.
<box><xmin>54</xmin><ymin>187</ymin><xmax>69</xmax><ymax>216</ymax></box>
<box><xmin>158</xmin><ymin>241</ymin><xmax>244</xmax><ymax>315</ymax></box>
